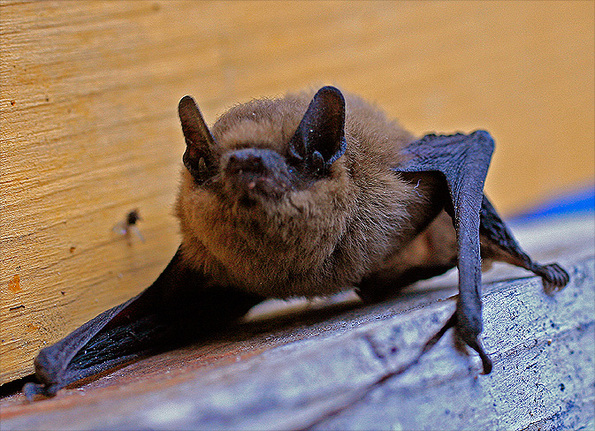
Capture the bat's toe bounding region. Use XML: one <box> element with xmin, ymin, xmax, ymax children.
<box><xmin>454</xmin><ymin>320</ymin><xmax>493</xmax><ymax>374</ymax></box>
<box><xmin>538</xmin><ymin>263</ymin><xmax>570</xmax><ymax>294</ymax></box>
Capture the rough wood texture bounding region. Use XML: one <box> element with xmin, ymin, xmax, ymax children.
<box><xmin>1</xmin><ymin>1</ymin><xmax>593</xmax><ymax>384</ymax></box>
<box><xmin>0</xmin><ymin>215</ymin><xmax>593</xmax><ymax>430</ymax></box>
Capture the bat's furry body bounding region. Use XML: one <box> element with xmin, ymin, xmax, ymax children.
<box><xmin>23</xmin><ymin>86</ymin><xmax>569</xmax><ymax>399</ymax></box>
<box><xmin>177</xmin><ymin>90</ymin><xmax>423</xmax><ymax>298</ymax></box>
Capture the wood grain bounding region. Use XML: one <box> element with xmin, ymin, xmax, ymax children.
<box><xmin>1</xmin><ymin>0</ymin><xmax>593</xmax><ymax>384</ymax></box>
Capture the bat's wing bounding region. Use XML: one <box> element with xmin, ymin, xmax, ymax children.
<box><xmin>24</xmin><ymin>248</ymin><xmax>262</xmax><ymax>399</ymax></box>
<box><xmin>393</xmin><ymin>131</ymin><xmax>495</xmax><ymax>372</ymax></box>
<box><xmin>392</xmin><ymin>131</ymin><xmax>568</xmax><ymax>373</ymax></box>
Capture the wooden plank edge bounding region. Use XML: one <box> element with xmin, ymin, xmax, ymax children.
<box><xmin>1</xmin><ymin>255</ymin><xmax>592</xmax><ymax>431</ymax></box>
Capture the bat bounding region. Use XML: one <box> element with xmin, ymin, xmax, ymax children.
<box><xmin>23</xmin><ymin>86</ymin><xmax>569</xmax><ymax>399</ymax></box>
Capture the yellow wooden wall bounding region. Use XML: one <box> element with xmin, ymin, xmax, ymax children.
<box><xmin>1</xmin><ymin>1</ymin><xmax>593</xmax><ymax>384</ymax></box>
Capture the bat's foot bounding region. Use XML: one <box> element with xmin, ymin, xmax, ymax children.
<box><xmin>420</xmin><ymin>312</ymin><xmax>493</xmax><ymax>375</ymax></box>
<box><xmin>534</xmin><ymin>263</ymin><xmax>570</xmax><ymax>294</ymax></box>
<box><xmin>454</xmin><ymin>327</ymin><xmax>493</xmax><ymax>374</ymax></box>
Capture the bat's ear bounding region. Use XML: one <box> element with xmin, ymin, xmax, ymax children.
<box><xmin>178</xmin><ymin>95</ymin><xmax>218</xmax><ymax>182</ymax></box>
<box><xmin>289</xmin><ymin>86</ymin><xmax>347</xmax><ymax>175</ymax></box>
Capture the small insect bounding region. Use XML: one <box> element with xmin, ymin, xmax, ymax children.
<box><xmin>112</xmin><ymin>209</ymin><xmax>144</xmax><ymax>243</ymax></box>
<box><xmin>24</xmin><ymin>86</ymin><xmax>569</xmax><ymax>399</ymax></box>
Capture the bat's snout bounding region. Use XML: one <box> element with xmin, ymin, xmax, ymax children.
<box><xmin>224</xmin><ymin>148</ymin><xmax>289</xmax><ymax>176</ymax></box>
<box><xmin>223</xmin><ymin>148</ymin><xmax>292</xmax><ymax>200</ymax></box>
<box><xmin>226</xmin><ymin>149</ymin><xmax>269</xmax><ymax>175</ymax></box>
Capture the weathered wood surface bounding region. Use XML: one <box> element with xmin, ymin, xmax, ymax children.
<box><xmin>1</xmin><ymin>215</ymin><xmax>593</xmax><ymax>430</ymax></box>
<box><xmin>1</xmin><ymin>0</ymin><xmax>593</xmax><ymax>385</ymax></box>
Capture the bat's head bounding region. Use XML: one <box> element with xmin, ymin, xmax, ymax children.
<box><xmin>174</xmin><ymin>86</ymin><xmax>411</xmax><ymax>297</ymax></box>
<box><xmin>174</xmin><ymin>87</ymin><xmax>359</xmax><ymax>295</ymax></box>
<box><xmin>177</xmin><ymin>86</ymin><xmax>347</xmax><ymax>206</ymax></box>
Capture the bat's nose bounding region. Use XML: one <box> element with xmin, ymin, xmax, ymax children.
<box><xmin>226</xmin><ymin>151</ymin><xmax>266</xmax><ymax>175</ymax></box>
<box><xmin>224</xmin><ymin>148</ymin><xmax>285</xmax><ymax>176</ymax></box>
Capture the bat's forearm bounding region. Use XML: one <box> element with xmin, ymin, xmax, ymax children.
<box><xmin>25</xmin><ymin>248</ymin><xmax>263</xmax><ymax>399</ymax></box>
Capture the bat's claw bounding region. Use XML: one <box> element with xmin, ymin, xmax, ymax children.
<box><xmin>455</xmin><ymin>329</ymin><xmax>493</xmax><ymax>374</ymax></box>
<box><xmin>420</xmin><ymin>312</ymin><xmax>493</xmax><ymax>374</ymax></box>
<box><xmin>23</xmin><ymin>382</ymin><xmax>57</xmax><ymax>401</ymax></box>
<box><xmin>536</xmin><ymin>263</ymin><xmax>570</xmax><ymax>294</ymax></box>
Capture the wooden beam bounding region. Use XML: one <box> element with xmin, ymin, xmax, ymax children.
<box><xmin>1</xmin><ymin>0</ymin><xmax>593</xmax><ymax>385</ymax></box>
<box><xmin>0</xmin><ymin>215</ymin><xmax>592</xmax><ymax>429</ymax></box>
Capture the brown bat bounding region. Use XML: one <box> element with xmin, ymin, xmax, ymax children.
<box><xmin>24</xmin><ymin>86</ymin><xmax>569</xmax><ymax>399</ymax></box>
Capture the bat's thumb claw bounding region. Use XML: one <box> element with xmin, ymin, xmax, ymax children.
<box><xmin>22</xmin><ymin>382</ymin><xmax>58</xmax><ymax>401</ymax></box>
<box><xmin>459</xmin><ymin>333</ymin><xmax>493</xmax><ymax>374</ymax></box>
<box><xmin>453</xmin><ymin>316</ymin><xmax>493</xmax><ymax>374</ymax></box>
<box><xmin>424</xmin><ymin>312</ymin><xmax>493</xmax><ymax>374</ymax></box>
<box><xmin>477</xmin><ymin>345</ymin><xmax>493</xmax><ymax>375</ymax></box>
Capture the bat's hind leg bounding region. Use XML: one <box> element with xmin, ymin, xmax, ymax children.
<box><xmin>479</xmin><ymin>196</ymin><xmax>570</xmax><ymax>293</ymax></box>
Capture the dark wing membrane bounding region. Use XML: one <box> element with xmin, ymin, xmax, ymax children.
<box><xmin>392</xmin><ymin>131</ymin><xmax>569</xmax><ymax>373</ymax></box>
<box><xmin>393</xmin><ymin>131</ymin><xmax>495</xmax><ymax>373</ymax></box>
<box><xmin>24</xmin><ymin>248</ymin><xmax>263</xmax><ymax>399</ymax></box>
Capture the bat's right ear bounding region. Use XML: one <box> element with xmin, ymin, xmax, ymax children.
<box><xmin>178</xmin><ymin>96</ymin><xmax>218</xmax><ymax>182</ymax></box>
<box><xmin>289</xmin><ymin>86</ymin><xmax>347</xmax><ymax>176</ymax></box>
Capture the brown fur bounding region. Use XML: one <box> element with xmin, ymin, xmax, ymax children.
<box><xmin>175</xmin><ymin>89</ymin><xmax>428</xmax><ymax>298</ymax></box>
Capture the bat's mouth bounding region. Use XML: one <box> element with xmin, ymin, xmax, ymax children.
<box><xmin>222</xmin><ymin>148</ymin><xmax>293</xmax><ymax>204</ymax></box>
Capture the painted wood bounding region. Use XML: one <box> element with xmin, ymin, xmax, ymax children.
<box><xmin>0</xmin><ymin>215</ymin><xmax>592</xmax><ymax>430</ymax></box>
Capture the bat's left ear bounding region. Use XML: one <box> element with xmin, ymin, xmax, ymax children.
<box><xmin>178</xmin><ymin>95</ymin><xmax>219</xmax><ymax>183</ymax></box>
<box><xmin>289</xmin><ymin>86</ymin><xmax>347</xmax><ymax>175</ymax></box>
